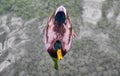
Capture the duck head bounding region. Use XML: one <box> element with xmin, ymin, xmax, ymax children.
<box><xmin>54</xmin><ymin>5</ymin><xmax>67</xmax><ymax>28</ymax></box>
<box><xmin>53</xmin><ymin>40</ymin><xmax>63</xmax><ymax>60</ymax></box>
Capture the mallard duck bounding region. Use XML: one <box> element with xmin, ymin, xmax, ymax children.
<box><xmin>44</xmin><ymin>5</ymin><xmax>75</xmax><ymax>70</ymax></box>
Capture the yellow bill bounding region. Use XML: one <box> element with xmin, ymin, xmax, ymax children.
<box><xmin>57</xmin><ymin>49</ymin><xmax>63</xmax><ymax>60</ymax></box>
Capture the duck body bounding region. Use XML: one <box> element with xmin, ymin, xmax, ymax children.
<box><xmin>45</xmin><ymin>5</ymin><xmax>74</xmax><ymax>60</ymax></box>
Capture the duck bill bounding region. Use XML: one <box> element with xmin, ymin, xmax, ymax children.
<box><xmin>57</xmin><ymin>49</ymin><xmax>63</xmax><ymax>60</ymax></box>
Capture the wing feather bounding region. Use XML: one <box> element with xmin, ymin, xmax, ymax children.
<box><xmin>45</xmin><ymin>11</ymin><xmax>56</xmax><ymax>50</ymax></box>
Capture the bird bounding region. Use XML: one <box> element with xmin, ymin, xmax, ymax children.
<box><xmin>44</xmin><ymin>5</ymin><xmax>75</xmax><ymax>70</ymax></box>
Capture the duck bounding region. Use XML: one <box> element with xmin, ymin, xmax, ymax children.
<box><xmin>44</xmin><ymin>5</ymin><xmax>75</xmax><ymax>70</ymax></box>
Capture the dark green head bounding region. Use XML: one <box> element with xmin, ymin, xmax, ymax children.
<box><xmin>53</xmin><ymin>40</ymin><xmax>62</xmax><ymax>51</ymax></box>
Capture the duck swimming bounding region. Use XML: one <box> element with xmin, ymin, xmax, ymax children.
<box><xmin>44</xmin><ymin>5</ymin><xmax>75</xmax><ymax>70</ymax></box>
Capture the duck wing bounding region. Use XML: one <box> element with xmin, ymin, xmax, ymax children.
<box><xmin>45</xmin><ymin>11</ymin><xmax>57</xmax><ymax>50</ymax></box>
